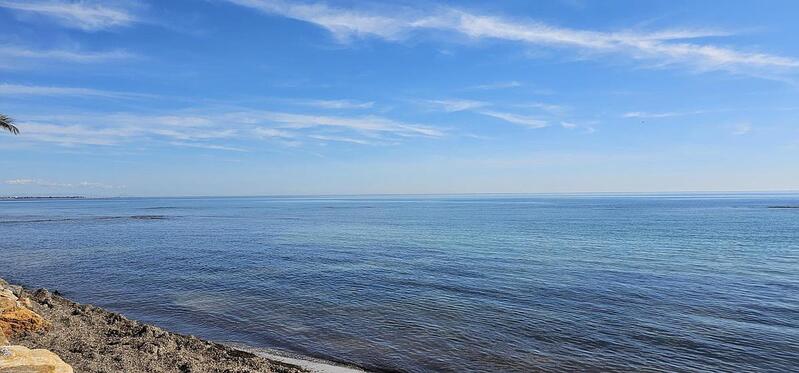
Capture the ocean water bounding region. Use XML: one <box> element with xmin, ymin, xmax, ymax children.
<box><xmin>0</xmin><ymin>194</ymin><xmax>797</xmax><ymax>372</ymax></box>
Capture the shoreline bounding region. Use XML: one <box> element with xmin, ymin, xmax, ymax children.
<box><xmin>0</xmin><ymin>277</ymin><xmax>366</xmax><ymax>373</ymax></box>
<box><xmin>232</xmin><ymin>346</ymin><xmax>366</xmax><ymax>373</ymax></box>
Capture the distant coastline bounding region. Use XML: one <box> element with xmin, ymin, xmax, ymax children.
<box><xmin>0</xmin><ymin>196</ymin><xmax>85</xmax><ymax>200</ymax></box>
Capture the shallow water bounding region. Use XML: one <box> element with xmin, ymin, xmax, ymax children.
<box><xmin>1</xmin><ymin>194</ymin><xmax>797</xmax><ymax>372</ymax></box>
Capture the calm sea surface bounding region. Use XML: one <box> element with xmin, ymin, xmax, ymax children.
<box><xmin>0</xmin><ymin>194</ymin><xmax>797</xmax><ymax>372</ymax></box>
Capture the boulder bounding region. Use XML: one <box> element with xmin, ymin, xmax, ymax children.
<box><xmin>0</xmin><ymin>308</ymin><xmax>48</xmax><ymax>339</ymax></box>
<box><xmin>0</xmin><ymin>284</ymin><xmax>48</xmax><ymax>340</ymax></box>
<box><xmin>0</xmin><ymin>290</ymin><xmax>16</xmax><ymax>310</ymax></box>
<box><xmin>0</xmin><ymin>345</ymin><xmax>73</xmax><ymax>373</ymax></box>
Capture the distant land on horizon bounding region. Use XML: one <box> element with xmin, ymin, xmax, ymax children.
<box><xmin>0</xmin><ymin>196</ymin><xmax>86</xmax><ymax>200</ymax></box>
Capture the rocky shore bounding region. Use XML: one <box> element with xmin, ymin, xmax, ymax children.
<box><xmin>0</xmin><ymin>277</ymin><xmax>307</xmax><ymax>373</ymax></box>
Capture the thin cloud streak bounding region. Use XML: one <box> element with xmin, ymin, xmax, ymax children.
<box><xmin>732</xmin><ymin>123</ymin><xmax>751</xmax><ymax>135</ymax></box>
<box><xmin>479</xmin><ymin>111</ymin><xmax>548</xmax><ymax>128</ymax></box>
<box><xmin>309</xmin><ymin>134</ymin><xmax>375</xmax><ymax>145</ymax></box>
<box><xmin>170</xmin><ymin>142</ymin><xmax>248</xmax><ymax>152</ymax></box>
<box><xmin>0</xmin><ymin>45</ymin><xmax>135</xmax><ymax>65</ymax></box>
<box><xmin>226</xmin><ymin>0</ymin><xmax>799</xmax><ymax>75</ymax></box>
<box><xmin>467</xmin><ymin>81</ymin><xmax>523</xmax><ymax>90</ymax></box>
<box><xmin>298</xmin><ymin>99</ymin><xmax>375</xmax><ymax>109</ymax></box>
<box><xmin>0</xmin><ymin>83</ymin><xmax>156</xmax><ymax>99</ymax></box>
<box><xmin>623</xmin><ymin>111</ymin><xmax>707</xmax><ymax>118</ymax></box>
<box><xmin>255</xmin><ymin>111</ymin><xmax>445</xmax><ymax>137</ymax></box>
<box><xmin>426</xmin><ymin>99</ymin><xmax>488</xmax><ymax>112</ymax></box>
<box><xmin>0</xmin><ymin>0</ymin><xmax>137</xmax><ymax>31</ymax></box>
<box><xmin>12</xmin><ymin>109</ymin><xmax>446</xmax><ymax>148</ymax></box>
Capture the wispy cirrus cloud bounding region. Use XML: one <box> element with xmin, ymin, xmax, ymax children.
<box><xmin>478</xmin><ymin>111</ymin><xmax>548</xmax><ymax>128</ymax></box>
<box><xmin>250</xmin><ymin>111</ymin><xmax>444</xmax><ymax>137</ymax></box>
<box><xmin>0</xmin><ymin>45</ymin><xmax>135</xmax><ymax>70</ymax></box>
<box><xmin>425</xmin><ymin>99</ymin><xmax>488</xmax><ymax>112</ymax></box>
<box><xmin>467</xmin><ymin>81</ymin><xmax>523</xmax><ymax>90</ymax></box>
<box><xmin>297</xmin><ymin>99</ymin><xmax>375</xmax><ymax>109</ymax></box>
<box><xmin>17</xmin><ymin>122</ymin><xmax>138</xmax><ymax>146</ymax></box>
<box><xmin>623</xmin><ymin>111</ymin><xmax>682</xmax><ymax>119</ymax></box>
<box><xmin>424</xmin><ymin>98</ymin><xmax>563</xmax><ymax>130</ymax></box>
<box><xmin>516</xmin><ymin>102</ymin><xmax>568</xmax><ymax>115</ymax></box>
<box><xmin>0</xmin><ymin>83</ymin><xmax>155</xmax><ymax>99</ymax></box>
<box><xmin>169</xmin><ymin>142</ymin><xmax>248</xmax><ymax>152</ymax></box>
<box><xmin>731</xmin><ymin>123</ymin><xmax>751</xmax><ymax>135</ymax></box>
<box><xmin>11</xmin><ymin>108</ymin><xmax>445</xmax><ymax>149</ymax></box>
<box><xmin>225</xmin><ymin>0</ymin><xmax>798</xmax><ymax>76</ymax></box>
<box><xmin>0</xmin><ymin>0</ymin><xmax>138</xmax><ymax>31</ymax></box>
<box><xmin>308</xmin><ymin>134</ymin><xmax>376</xmax><ymax>145</ymax></box>
<box><xmin>622</xmin><ymin>110</ymin><xmax>707</xmax><ymax>119</ymax></box>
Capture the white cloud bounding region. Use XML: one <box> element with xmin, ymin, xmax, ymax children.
<box><xmin>0</xmin><ymin>83</ymin><xmax>154</xmax><ymax>99</ymax></box>
<box><xmin>15</xmin><ymin>113</ymin><xmax>235</xmax><ymax>146</ymax></box>
<box><xmin>732</xmin><ymin>123</ymin><xmax>751</xmax><ymax>135</ymax></box>
<box><xmin>253</xmin><ymin>127</ymin><xmax>295</xmax><ymax>139</ymax></box>
<box><xmin>467</xmin><ymin>81</ymin><xmax>523</xmax><ymax>90</ymax></box>
<box><xmin>3</xmin><ymin>178</ymin><xmax>120</xmax><ymax>188</ymax></box>
<box><xmin>225</xmin><ymin>0</ymin><xmax>798</xmax><ymax>75</ymax></box>
<box><xmin>308</xmin><ymin>134</ymin><xmax>374</xmax><ymax>145</ymax></box>
<box><xmin>253</xmin><ymin>111</ymin><xmax>444</xmax><ymax>137</ymax></box>
<box><xmin>169</xmin><ymin>142</ymin><xmax>248</xmax><ymax>152</ymax></box>
<box><xmin>426</xmin><ymin>99</ymin><xmax>487</xmax><ymax>112</ymax></box>
<box><xmin>0</xmin><ymin>45</ymin><xmax>134</xmax><ymax>67</ymax></box>
<box><xmin>623</xmin><ymin>110</ymin><xmax>708</xmax><ymax>119</ymax></box>
<box><xmin>11</xmin><ymin>109</ymin><xmax>446</xmax><ymax>148</ymax></box>
<box><xmin>623</xmin><ymin>111</ymin><xmax>681</xmax><ymax>119</ymax></box>
<box><xmin>0</xmin><ymin>0</ymin><xmax>138</xmax><ymax>31</ymax></box>
<box><xmin>560</xmin><ymin>121</ymin><xmax>577</xmax><ymax>129</ymax></box>
<box><xmin>225</xmin><ymin>0</ymin><xmax>413</xmax><ymax>41</ymax></box>
<box><xmin>479</xmin><ymin>111</ymin><xmax>548</xmax><ymax>128</ymax></box>
<box><xmin>298</xmin><ymin>99</ymin><xmax>374</xmax><ymax>109</ymax></box>
<box><xmin>517</xmin><ymin>102</ymin><xmax>568</xmax><ymax>114</ymax></box>
<box><xmin>18</xmin><ymin>122</ymin><xmax>135</xmax><ymax>145</ymax></box>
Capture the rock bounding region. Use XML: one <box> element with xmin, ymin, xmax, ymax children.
<box><xmin>0</xmin><ymin>289</ymin><xmax>17</xmax><ymax>309</ymax></box>
<box><xmin>7</xmin><ymin>287</ymin><xmax>23</xmax><ymax>299</ymax></box>
<box><xmin>0</xmin><ymin>307</ymin><xmax>48</xmax><ymax>339</ymax></box>
<box><xmin>0</xmin><ymin>345</ymin><xmax>74</xmax><ymax>372</ymax></box>
<box><xmin>32</xmin><ymin>290</ymin><xmax>54</xmax><ymax>309</ymax></box>
<box><xmin>140</xmin><ymin>342</ymin><xmax>159</xmax><ymax>355</ymax></box>
<box><xmin>0</xmin><ymin>283</ymin><xmax>49</xmax><ymax>348</ymax></box>
<box><xmin>1</xmin><ymin>287</ymin><xmax>49</xmax><ymax>340</ymax></box>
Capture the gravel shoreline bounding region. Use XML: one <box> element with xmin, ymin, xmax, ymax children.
<box><xmin>2</xmin><ymin>278</ymin><xmax>309</xmax><ymax>373</ymax></box>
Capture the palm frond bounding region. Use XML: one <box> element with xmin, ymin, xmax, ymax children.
<box><xmin>0</xmin><ymin>114</ymin><xmax>20</xmax><ymax>135</ymax></box>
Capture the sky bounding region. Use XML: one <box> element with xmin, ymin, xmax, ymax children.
<box><xmin>1</xmin><ymin>0</ymin><xmax>798</xmax><ymax>196</ymax></box>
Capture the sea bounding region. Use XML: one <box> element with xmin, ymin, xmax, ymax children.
<box><xmin>0</xmin><ymin>194</ymin><xmax>797</xmax><ymax>372</ymax></box>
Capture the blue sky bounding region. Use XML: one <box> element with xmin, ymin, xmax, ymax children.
<box><xmin>1</xmin><ymin>0</ymin><xmax>798</xmax><ymax>196</ymax></box>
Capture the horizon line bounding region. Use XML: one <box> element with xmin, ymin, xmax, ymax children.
<box><xmin>3</xmin><ymin>190</ymin><xmax>799</xmax><ymax>200</ymax></box>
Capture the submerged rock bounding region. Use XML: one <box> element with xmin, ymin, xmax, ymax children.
<box><xmin>0</xmin><ymin>345</ymin><xmax>74</xmax><ymax>373</ymax></box>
